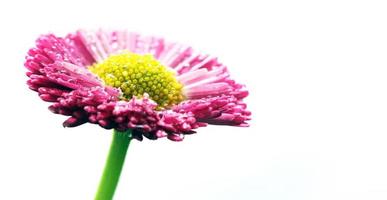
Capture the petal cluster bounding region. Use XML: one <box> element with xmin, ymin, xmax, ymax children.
<box><xmin>25</xmin><ymin>29</ymin><xmax>250</xmax><ymax>141</ymax></box>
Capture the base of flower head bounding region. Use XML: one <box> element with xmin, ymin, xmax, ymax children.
<box><xmin>48</xmin><ymin>89</ymin><xmax>203</xmax><ymax>141</ymax></box>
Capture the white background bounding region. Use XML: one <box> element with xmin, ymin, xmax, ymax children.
<box><xmin>0</xmin><ymin>0</ymin><xmax>386</xmax><ymax>199</ymax></box>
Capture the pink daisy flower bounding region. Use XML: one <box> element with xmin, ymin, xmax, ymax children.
<box><xmin>25</xmin><ymin>29</ymin><xmax>251</xmax><ymax>141</ymax></box>
<box><xmin>25</xmin><ymin>29</ymin><xmax>251</xmax><ymax>199</ymax></box>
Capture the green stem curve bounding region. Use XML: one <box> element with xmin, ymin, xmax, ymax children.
<box><xmin>95</xmin><ymin>129</ymin><xmax>132</xmax><ymax>200</ymax></box>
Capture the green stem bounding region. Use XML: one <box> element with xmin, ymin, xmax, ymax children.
<box><xmin>95</xmin><ymin>129</ymin><xmax>132</xmax><ymax>200</ymax></box>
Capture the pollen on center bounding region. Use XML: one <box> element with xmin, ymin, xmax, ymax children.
<box><xmin>89</xmin><ymin>52</ymin><xmax>185</xmax><ymax>108</ymax></box>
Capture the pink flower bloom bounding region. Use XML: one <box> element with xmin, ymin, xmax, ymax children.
<box><xmin>25</xmin><ymin>29</ymin><xmax>250</xmax><ymax>141</ymax></box>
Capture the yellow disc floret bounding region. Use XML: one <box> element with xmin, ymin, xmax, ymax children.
<box><xmin>89</xmin><ymin>52</ymin><xmax>185</xmax><ymax>108</ymax></box>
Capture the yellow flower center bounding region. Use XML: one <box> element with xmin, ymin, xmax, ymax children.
<box><xmin>89</xmin><ymin>52</ymin><xmax>185</xmax><ymax>108</ymax></box>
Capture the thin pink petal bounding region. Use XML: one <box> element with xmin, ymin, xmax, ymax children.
<box><xmin>185</xmin><ymin>82</ymin><xmax>232</xmax><ymax>99</ymax></box>
<box><xmin>174</xmin><ymin>95</ymin><xmax>251</xmax><ymax>126</ymax></box>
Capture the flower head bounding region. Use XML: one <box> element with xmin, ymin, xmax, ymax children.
<box><xmin>25</xmin><ymin>29</ymin><xmax>251</xmax><ymax>141</ymax></box>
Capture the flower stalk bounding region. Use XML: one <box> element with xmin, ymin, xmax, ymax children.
<box><xmin>95</xmin><ymin>129</ymin><xmax>132</xmax><ymax>200</ymax></box>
